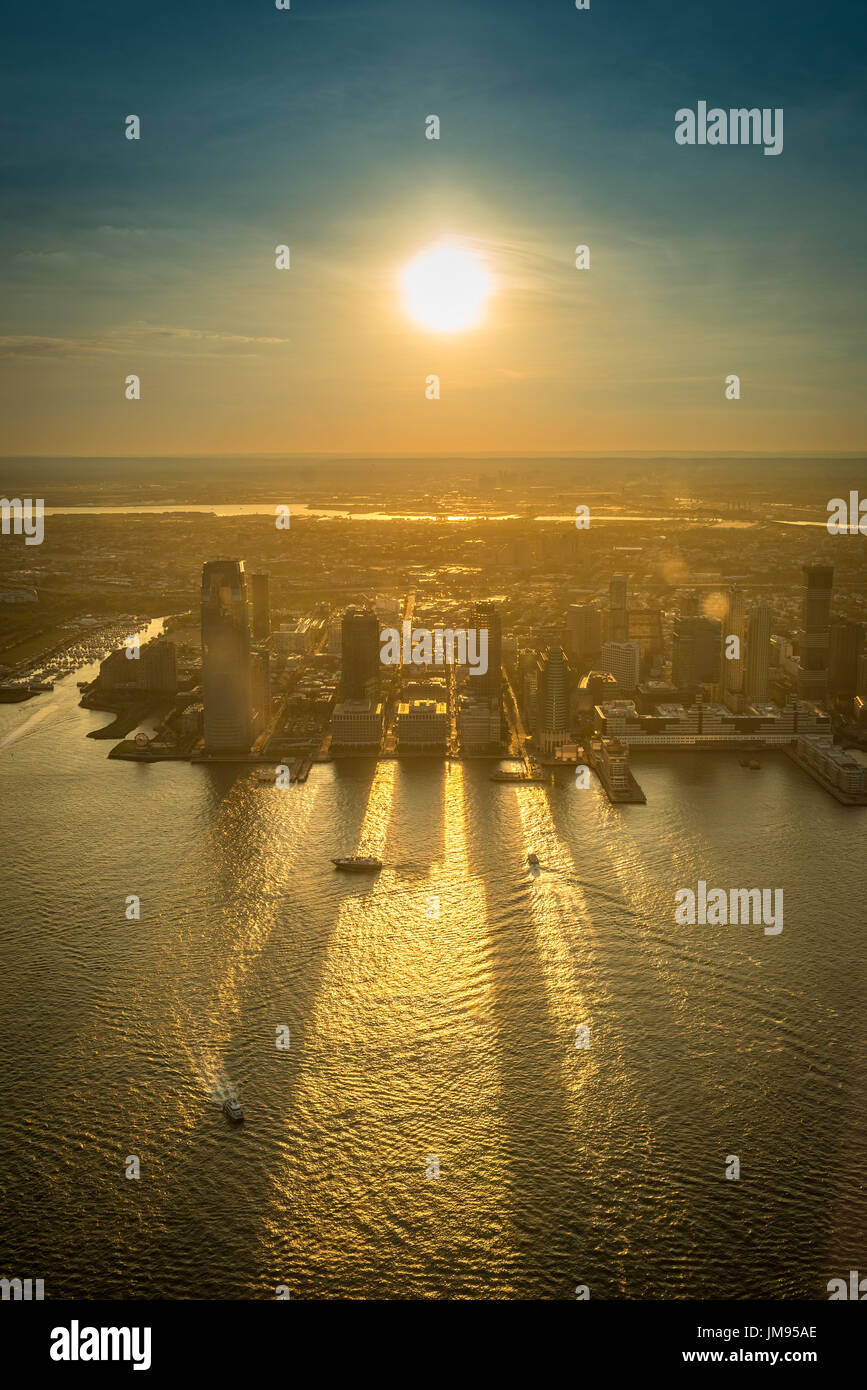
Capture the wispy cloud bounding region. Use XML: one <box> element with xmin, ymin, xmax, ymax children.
<box><xmin>0</xmin><ymin>326</ymin><xmax>291</xmax><ymax>359</ymax></box>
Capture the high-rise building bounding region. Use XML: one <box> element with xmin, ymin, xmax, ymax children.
<box><xmin>249</xmin><ymin>572</ymin><xmax>270</xmax><ymax>642</ymax></box>
<box><xmin>469</xmin><ymin>600</ymin><xmax>502</xmax><ymax>702</ymax></box>
<box><xmin>858</xmin><ymin>652</ymin><xmax>867</xmax><ymax>701</ymax></box>
<box><xmin>601</xmin><ymin>640</ymin><xmax>640</xmax><ymax>693</ymax></box>
<box><xmin>328</xmin><ymin>614</ymin><xmax>343</xmax><ymax>656</ymax></box>
<box><xmin>829</xmin><ymin>618</ymin><xmax>865</xmax><ymax>696</ymax></box>
<box><xmin>722</xmin><ymin>585</ymin><xmax>747</xmax><ymax>712</ymax></box>
<box><xmin>798</xmin><ymin>564</ymin><xmax>834</xmax><ymax>702</ymax></box>
<box><xmin>250</xmin><ymin>649</ymin><xmax>271</xmax><ymax>732</ymax></box>
<box><xmin>744</xmin><ymin>602</ymin><xmax>772</xmax><ymax>705</ymax></box>
<box><xmin>201</xmin><ymin>559</ymin><xmax>253</xmax><ymax>752</ymax></box>
<box><xmin>609</xmin><ymin>574</ymin><xmax>629</xmax><ymax>644</ymax></box>
<box><xmin>627</xmin><ymin>608</ymin><xmax>663</xmax><ymax>666</ymax></box>
<box><xmin>535</xmin><ymin>646</ymin><xmax>571</xmax><ymax>753</ymax></box>
<box><xmin>341</xmin><ymin>606</ymin><xmax>380</xmax><ymax>699</ymax></box>
<box><xmin>566</xmin><ymin>603</ymin><xmax>603</xmax><ymax>667</ymax></box>
<box><xmin>96</xmin><ymin>636</ymin><xmax>177</xmax><ymax>693</ymax></box>
<box><xmin>672</xmin><ymin>616</ymin><xmax>721</xmax><ymax>689</ymax></box>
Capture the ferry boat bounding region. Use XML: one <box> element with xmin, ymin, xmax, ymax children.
<box><xmin>223</xmin><ymin>1098</ymin><xmax>244</xmax><ymax>1123</ymax></box>
<box><xmin>332</xmin><ymin>855</ymin><xmax>383</xmax><ymax>872</ymax></box>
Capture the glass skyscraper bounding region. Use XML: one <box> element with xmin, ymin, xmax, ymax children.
<box><xmin>201</xmin><ymin>559</ymin><xmax>253</xmax><ymax>753</ymax></box>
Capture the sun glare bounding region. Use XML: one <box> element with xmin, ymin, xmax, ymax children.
<box><xmin>401</xmin><ymin>244</ymin><xmax>492</xmax><ymax>332</ymax></box>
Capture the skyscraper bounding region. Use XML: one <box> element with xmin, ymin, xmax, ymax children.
<box><xmin>250</xmin><ymin>571</ymin><xmax>271</xmax><ymax>642</ymax></box>
<box><xmin>250</xmin><ymin>649</ymin><xmax>271</xmax><ymax>732</ymax></box>
<box><xmin>534</xmin><ymin>646</ymin><xmax>571</xmax><ymax>753</ymax></box>
<box><xmin>201</xmin><ymin>559</ymin><xmax>253</xmax><ymax>753</ymax></box>
<box><xmin>341</xmin><ymin>606</ymin><xmax>380</xmax><ymax>699</ymax></box>
<box><xmin>566</xmin><ymin>603</ymin><xmax>603</xmax><ymax>668</ymax></box>
<box><xmin>744</xmin><ymin>602</ymin><xmax>771</xmax><ymax>705</ymax></box>
<box><xmin>672</xmin><ymin>616</ymin><xmax>721</xmax><ymax>689</ymax></box>
<box><xmin>829</xmin><ymin>618</ymin><xmax>865</xmax><ymax>696</ymax></box>
<box><xmin>798</xmin><ymin>564</ymin><xmax>834</xmax><ymax>703</ymax></box>
<box><xmin>469</xmin><ymin>600</ymin><xmax>502</xmax><ymax>702</ymax></box>
<box><xmin>722</xmin><ymin>585</ymin><xmax>746</xmax><ymax>712</ymax></box>
<box><xmin>601</xmin><ymin>640</ymin><xmax>640</xmax><ymax>693</ymax></box>
<box><xmin>609</xmin><ymin>574</ymin><xmax>629</xmax><ymax>644</ymax></box>
<box><xmin>627</xmin><ymin>608</ymin><xmax>663</xmax><ymax>667</ymax></box>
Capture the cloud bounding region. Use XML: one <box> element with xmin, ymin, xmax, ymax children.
<box><xmin>0</xmin><ymin>326</ymin><xmax>290</xmax><ymax>359</ymax></box>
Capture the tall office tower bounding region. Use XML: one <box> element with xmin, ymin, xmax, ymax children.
<box><xmin>327</xmin><ymin>613</ymin><xmax>343</xmax><ymax>657</ymax></box>
<box><xmin>469</xmin><ymin>600</ymin><xmax>502</xmax><ymax>701</ymax></box>
<box><xmin>609</xmin><ymin>574</ymin><xmax>629</xmax><ymax>644</ymax></box>
<box><xmin>341</xmin><ymin>606</ymin><xmax>381</xmax><ymax>699</ymax></box>
<box><xmin>630</xmin><ymin>611</ymin><xmax>664</xmax><ymax>664</ymax></box>
<box><xmin>858</xmin><ymin>652</ymin><xmax>867</xmax><ymax>701</ymax></box>
<box><xmin>744</xmin><ymin>602</ymin><xmax>772</xmax><ymax>705</ymax></box>
<box><xmin>250</xmin><ymin>649</ymin><xmax>271</xmax><ymax>732</ymax></box>
<box><xmin>201</xmin><ymin>559</ymin><xmax>253</xmax><ymax>753</ymax></box>
<box><xmin>601</xmin><ymin>640</ymin><xmax>640</xmax><ymax>693</ymax></box>
<box><xmin>672</xmin><ymin>616</ymin><xmax>722</xmax><ymax>689</ymax></box>
<box><xmin>722</xmin><ymin>585</ymin><xmax>747</xmax><ymax>712</ymax></box>
<box><xmin>534</xmin><ymin>645</ymin><xmax>571</xmax><ymax>753</ymax></box>
<box><xmin>829</xmin><ymin>618</ymin><xmax>865</xmax><ymax>696</ymax></box>
<box><xmin>140</xmin><ymin>635</ymin><xmax>178</xmax><ymax>692</ymax></box>
<box><xmin>798</xmin><ymin>563</ymin><xmax>834</xmax><ymax>702</ymax></box>
<box><xmin>567</xmin><ymin>603</ymin><xmax>603</xmax><ymax>668</ymax></box>
<box><xmin>250</xmin><ymin>572</ymin><xmax>270</xmax><ymax>641</ymax></box>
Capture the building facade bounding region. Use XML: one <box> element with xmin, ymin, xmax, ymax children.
<box><xmin>201</xmin><ymin>559</ymin><xmax>253</xmax><ymax>753</ymax></box>
<box><xmin>798</xmin><ymin>563</ymin><xmax>834</xmax><ymax>703</ymax></box>
<box><xmin>601</xmin><ymin>640</ymin><xmax>640</xmax><ymax>693</ymax></box>
<box><xmin>595</xmin><ymin>697</ymin><xmax>831</xmax><ymax>746</ymax></box>
<box><xmin>342</xmin><ymin>607</ymin><xmax>381</xmax><ymax>700</ymax></box>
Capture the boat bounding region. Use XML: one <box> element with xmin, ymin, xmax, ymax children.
<box><xmin>253</xmin><ymin>766</ymin><xmax>281</xmax><ymax>784</ymax></box>
<box><xmin>490</xmin><ymin>768</ymin><xmax>549</xmax><ymax>784</ymax></box>
<box><xmin>223</xmin><ymin>1098</ymin><xmax>244</xmax><ymax>1123</ymax></box>
<box><xmin>332</xmin><ymin>856</ymin><xmax>383</xmax><ymax>872</ymax></box>
<box><xmin>528</xmin><ymin>853</ymin><xmax>540</xmax><ymax>867</ymax></box>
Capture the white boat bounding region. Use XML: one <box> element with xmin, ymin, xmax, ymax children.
<box><xmin>223</xmin><ymin>1098</ymin><xmax>244</xmax><ymax>1123</ymax></box>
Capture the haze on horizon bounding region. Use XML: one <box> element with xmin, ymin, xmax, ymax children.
<box><xmin>1</xmin><ymin>0</ymin><xmax>865</xmax><ymax>458</ymax></box>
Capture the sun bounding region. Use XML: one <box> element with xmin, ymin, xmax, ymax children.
<box><xmin>400</xmin><ymin>244</ymin><xmax>492</xmax><ymax>332</ymax></box>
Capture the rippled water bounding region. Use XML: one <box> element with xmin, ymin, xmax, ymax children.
<box><xmin>0</xmin><ymin>636</ymin><xmax>864</xmax><ymax>1299</ymax></box>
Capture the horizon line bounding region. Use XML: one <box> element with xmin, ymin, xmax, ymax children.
<box><xmin>3</xmin><ymin>452</ymin><xmax>867</xmax><ymax>462</ymax></box>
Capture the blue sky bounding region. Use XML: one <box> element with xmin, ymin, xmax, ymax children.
<box><xmin>1</xmin><ymin>0</ymin><xmax>864</xmax><ymax>454</ymax></box>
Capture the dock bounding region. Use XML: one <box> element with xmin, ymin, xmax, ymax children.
<box><xmin>587</xmin><ymin>740</ymin><xmax>646</xmax><ymax>804</ymax></box>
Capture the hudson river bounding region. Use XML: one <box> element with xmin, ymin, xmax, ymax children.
<box><xmin>1</xmin><ymin>638</ymin><xmax>864</xmax><ymax>1299</ymax></box>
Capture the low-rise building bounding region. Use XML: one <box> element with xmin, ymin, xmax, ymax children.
<box><xmin>331</xmin><ymin>698</ymin><xmax>384</xmax><ymax>750</ymax></box>
<box><xmin>458</xmin><ymin>697</ymin><xmax>500</xmax><ymax>753</ymax></box>
<box><xmin>796</xmin><ymin>736</ymin><xmax>867</xmax><ymax>795</ymax></box>
<box><xmin>397</xmin><ymin>699</ymin><xmax>448</xmax><ymax>753</ymax></box>
<box><xmin>595</xmin><ymin>697</ymin><xmax>831</xmax><ymax>746</ymax></box>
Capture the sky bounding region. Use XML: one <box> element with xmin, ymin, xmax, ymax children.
<box><xmin>0</xmin><ymin>0</ymin><xmax>865</xmax><ymax>457</ymax></box>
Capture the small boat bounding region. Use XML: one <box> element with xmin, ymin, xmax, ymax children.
<box><xmin>223</xmin><ymin>1098</ymin><xmax>244</xmax><ymax>1123</ymax></box>
<box><xmin>332</xmin><ymin>855</ymin><xmax>383</xmax><ymax>872</ymax></box>
<box><xmin>528</xmin><ymin>853</ymin><xmax>540</xmax><ymax>867</ymax></box>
